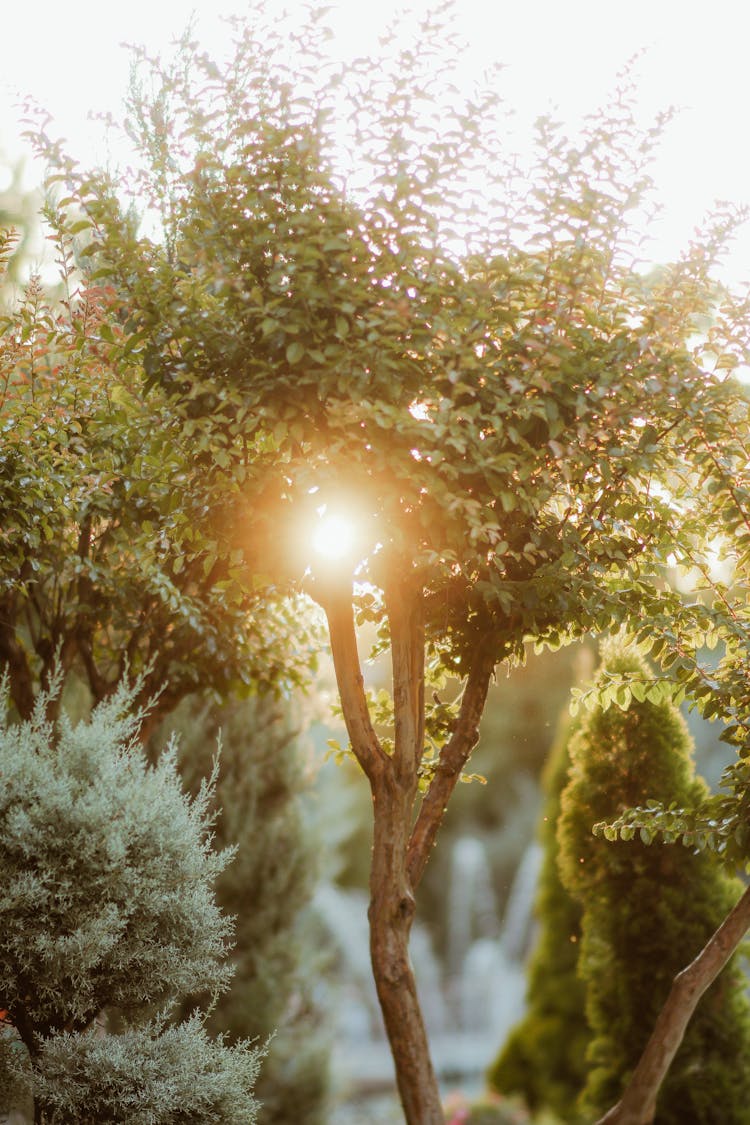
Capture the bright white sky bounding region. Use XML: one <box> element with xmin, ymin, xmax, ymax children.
<box><xmin>3</xmin><ymin>0</ymin><xmax>749</xmax><ymax>283</ymax></box>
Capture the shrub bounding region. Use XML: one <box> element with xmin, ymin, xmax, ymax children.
<box><xmin>557</xmin><ymin>643</ymin><xmax>750</xmax><ymax>1124</ymax></box>
<box><xmin>0</xmin><ymin>677</ymin><xmax>263</xmax><ymax>1123</ymax></box>
<box><xmin>28</xmin><ymin>1017</ymin><xmax>262</xmax><ymax>1124</ymax></box>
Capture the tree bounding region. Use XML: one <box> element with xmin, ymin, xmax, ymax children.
<box><xmin>558</xmin><ymin>644</ymin><xmax>750</xmax><ymax>1124</ymax></box>
<box><xmin>559</xmin><ymin>365</ymin><xmax>750</xmax><ymax>1123</ymax></box>
<box><xmin>168</xmin><ymin>692</ymin><xmax>330</xmax><ymax>1125</ymax></box>
<box><xmin>31</xmin><ymin>6</ymin><xmax>750</xmax><ymax>1119</ymax></box>
<box><xmin>0</xmin><ymin>676</ymin><xmax>263</xmax><ymax>1124</ymax></box>
<box><xmin>0</xmin><ymin>212</ymin><xmax>309</xmax><ymax>736</ymax></box>
<box><xmin>446</xmin><ymin>339</ymin><xmax>750</xmax><ymax>1125</ymax></box>
<box><xmin>488</xmin><ymin>711</ymin><xmax>589</xmax><ymax>1122</ymax></box>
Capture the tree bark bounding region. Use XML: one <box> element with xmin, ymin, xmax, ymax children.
<box><xmin>0</xmin><ymin>593</ymin><xmax>35</xmax><ymax>721</ymax></box>
<box><xmin>596</xmin><ymin>883</ymin><xmax>750</xmax><ymax>1125</ymax></box>
<box><xmin>369</xmin><ymin>773</ymin><xmax>445</xmax><ymax>1124</ymax></box>
<box><xmin>407</xmin><ymin>639</ymin><xmax>496</xmax><ymax>889</ymax></box>
<box><xmin>320</xmin><ymin>578</ymin><xmax>446</xmax><ymax>1123</ymax></box>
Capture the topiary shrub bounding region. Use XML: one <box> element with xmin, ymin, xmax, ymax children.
<box><xmin>488</xmin><ymin>714</ymin><xmax>589</xmax><ymax>1122</ymax></box>
<box><xmin>0</xmin><ymin>677</ymin><xmax>263</xmax><ymax>1123</ymax></box>
<box><xmin>28</xmin><ymin>1017</ymin><xmax>262</xmax><ymax>1124</ymax></box>
<box><xmin>557</xmin><ymin>642</ymin><xmax>750</xmax><ymax>1125</ymax></box>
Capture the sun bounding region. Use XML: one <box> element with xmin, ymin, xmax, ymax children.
<box><xmin>311</xmin><ymin>510</ymin><xmax>358</xmax><ymax>562</ymax></box>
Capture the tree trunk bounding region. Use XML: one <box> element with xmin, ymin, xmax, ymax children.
<box><xmin>320</xmin><ymin>579</ymin><xmax>446</xmax><ymax>1123</ymax></box>
<box><xmin>319</xmin><ymin>579</ymin><xmax>501</xmax><ymax>1123</ymax></box>
<box><xmin>369</xmin><ymin>776</ymin><xmax>445</xmax><ymax>1125</ymax></box>
<box><xmin>596</xmin><ymin>883</ymin><xmax>750</xmax><ymax>1125</ymax></box>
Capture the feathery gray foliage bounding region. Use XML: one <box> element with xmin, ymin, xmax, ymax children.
<box><xmin>0</xmin><ymin>676</ymin><xmax>264</xmax><ymax>1122</ymax></box>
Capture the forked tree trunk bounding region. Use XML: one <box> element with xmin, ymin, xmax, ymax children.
<box><xmin>369</xmin><ymin>777</ymin><xmax>444</xmax><ymax>1124</ymax></box>
<box><xmin>596</xmin><ymin>884</ymin><xmax>750</xmax><ymax>1125</ymax></box>
<box><xmin>318</xmin><ymin>576</ymin><xmax>495</xmax><ymax>1125</ymax></box>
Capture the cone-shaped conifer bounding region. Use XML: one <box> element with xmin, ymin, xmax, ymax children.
<box><xmin>558</xmin><ymin>644</ymin><xmax>750</xmax><ymax>1125</ymax></box>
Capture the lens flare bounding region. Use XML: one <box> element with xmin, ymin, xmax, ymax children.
<box><xmin>311</xmin><ymin>512</ymin><xmax>357</xmax><ymax>561</ymax></box>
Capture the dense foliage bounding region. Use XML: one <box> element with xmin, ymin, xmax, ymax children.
<box><xmin>558</xmin><ymin>646</ymin><xmax>750</xmax><ymax>1124</ymax></box>
<box><xmin>0</xmin><ymin>222</ymin><xmax>310</xmax><ymax>732</ymax></box>
<box><xmin>0</xmin><ymin>677</ymin><xmax>263</xmax><ymax>1121</ymax></box>
<box><xmin>27</xmin><ymin>1017</ymin><xmax>262</xmax><ymax>1125</ymax></box>
<box><xmin>46</xmin><ymin>27</ymin><xmax>746</xmax><ymax>676</ymax></box>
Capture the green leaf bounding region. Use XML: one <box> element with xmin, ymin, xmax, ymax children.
<box><xmin>630</xmin><ymin>680</ymin><xmax>647</xmax><ymax>703</ymax></box>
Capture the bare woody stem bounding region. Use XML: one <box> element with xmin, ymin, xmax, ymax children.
<box><xmin>596</xmin><ymin>883</ymin><xmax>750</xmax><ymax>1125</ymax></box>
<box><xmin>385</xmin><ymin>576</ymin><xmax>425</xmax><ymax>792</ymax></box>
<box><xmin>407</xmin><ymin>637</ymin><xmax>496</xmax><ymax>890</ymax></box>
<box><xmin>320</xmin><ymin>583</ymin><xmax>390</xmax><ymax>785</ymax></box>
<box><xmin>319</xmin><ymin>576</ymin><xmax>445</xmax><ymax>1122</ymax></box>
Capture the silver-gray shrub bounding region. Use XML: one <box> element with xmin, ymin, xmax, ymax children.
<box><xmin>0</xmin><ymin>677</ymin><xmax>263</xmax><ymax>1121</ymax></box>
<box><xmin>28</xmin><ymin>1016</ymin><xmax>262</xmax><ymax>1124</ymax></box>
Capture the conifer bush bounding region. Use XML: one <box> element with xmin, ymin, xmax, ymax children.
<box><xmin>557</xmin><ymin>644</ymin><xmax>750</xmax><ymax>1125</ymax></box>
<box><xmin>0</xmin><ymin>677</ymin><xmax>263</xmax><ymax>1123</ymax></box>
<box><xmin>488</xmin><ymin>715</ymin><xmax>588</xmax><ymax>1122</ymax></box>
<box><xmin>29</xmin><ymin>1017</ymin><xmax>262</xmax><ymax>1125</ymax></box>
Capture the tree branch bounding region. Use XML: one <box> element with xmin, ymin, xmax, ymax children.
<box><xmin>596</xmin><ymin>883</ymin><xmax>750</xmax><ymax>1125</ymax></box>
<box><xmin>319</xmin><ymin>584</ymin><xmax>390</xmax><ymax>785</ymax></box>
<box><xmin>406</xmin><ymin>637</ymin><xmax>496</xmax><ymax>889</ymax></box>
<box><xmin>385</xmin><ymin>576</ymin><xmax>425</xmax><ymax>793</ymax></box>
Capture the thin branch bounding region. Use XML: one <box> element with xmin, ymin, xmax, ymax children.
<box><xmin>385</xmin><ymin>576</ymin><xmax>425</xmax><ymax>793</ymax></box>
<box><xmin>596</xmin><ymin>884</ymin><xmax>750</xmax><ymax>1125</ymax></box>
<box><xmin>318</xmin><ymin>583</ymin><xmax>390</xmax><ymax>785</ymax></box>
<box><xmin>406</xmin><ymin>636</ymin><xmax>496</xmax><ymax>889</ymax></box>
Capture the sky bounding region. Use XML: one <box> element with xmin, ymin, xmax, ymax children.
<box><xmin>2</xmin><ymin>0</ymin><xmax>749</xmax><ymax>283</ymax></box>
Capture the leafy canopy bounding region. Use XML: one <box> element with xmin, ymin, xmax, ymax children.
<box><xmin>37</xmin><ymin>3</ymin><xmax>748</xmax><ymax>688</ymax></box>
<box><xmin>0</xmin><ymin>208</ymin><xmax>311</xmax><ymax>725</ymax></box>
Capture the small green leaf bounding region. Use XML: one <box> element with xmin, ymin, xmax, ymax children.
<box><xmin>630</xmin><ymin>680</ymin><xmax>647</xmax><ymax>703</ymax></box>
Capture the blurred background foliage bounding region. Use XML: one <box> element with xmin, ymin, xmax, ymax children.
<box><xmin>157</xmin><ymin>692</ymin><xmax>332</xmax><ymax>1125</ymax></box>
<box><xmin>0</xmin><ymin>154</ymin><xmax>39</xmax><ymax>286</ymax></box>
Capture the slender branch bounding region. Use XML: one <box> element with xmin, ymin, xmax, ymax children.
<box><xmin>77</xmin><ymin>633</ymin><xmax>108</xmax><ymax>702</ymax></box>
<box><xmin>384</xmin><ymin>576</ymin><xmax>425</xmax><ymax>793</ymax></box>
<box><xmin>406</xmin><ymin>637</ymin><xmax>496</xmax><ymax>889</ymax></box>
<box><xmin>318</xmin><ymin>583</ymin><xmax>390</xmax><ymax>785</ymax></box>
<box><xmin>596</xmin><ymin>884</ymin><xmax>750</xmax><ymax>1125</ymax></box>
